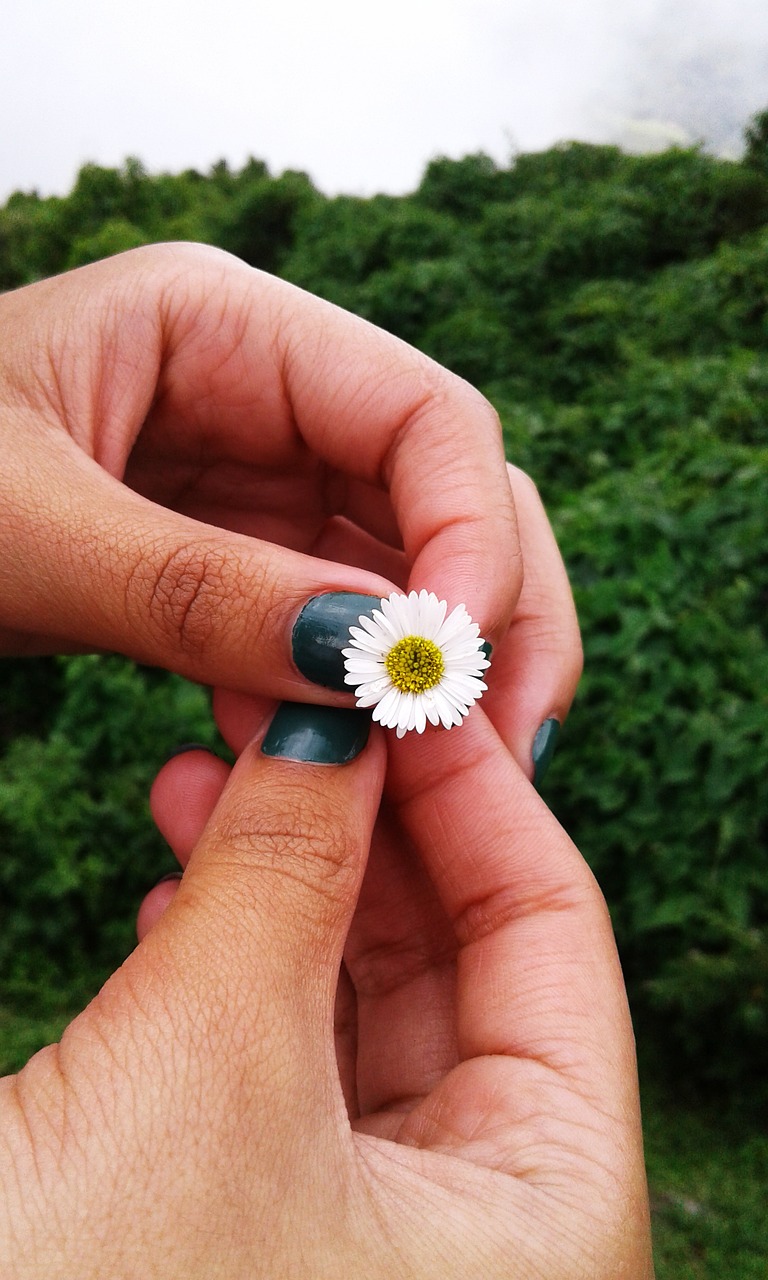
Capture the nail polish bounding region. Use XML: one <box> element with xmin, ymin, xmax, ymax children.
<box><xmin>261</xmin><ymin>702</ymin><xmax>370</xmax><ymax>764</ymax></box>
<box><xmin>532</xmin><ymin>718</ymin><xmax>560</xmax><ymax>789</ymax></box>
<box><xmin>292</xmin><ymin>593</ymin><xmax>382</xmax><ymax>690</ymax></box>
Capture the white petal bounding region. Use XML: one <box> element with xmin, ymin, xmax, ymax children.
<box><xmin>421</xmin><ymin>592</ymin><xmax>447</xmax><ymax>639</ymax></box>
<box><xmin>447</xmin><ymin>699</ymin><xmax>467</xmax><ymax>725</ymax></box>
<box><xmin>354</xmin><ymin>676</ymin><xmax>392</xmax><ymax>699</ymax></box>
<box><xmin>440</xmin><ymin>635</ymin><xmax>484</xmax><ymax>657</ymax></box>
<box><xmin>355</xmin><ymin>614</ymin><xmax>385</xmax><ymax>639</ymax></box>
<box><xmin>372</xmin><ymin>604</ymin><xmax>403</xmax><ymax>641</ymax></box>
<box><xmin>414</xmin><ymin>589</ymin><xmax>440</xmax><ymax>636</ymax></box>
<box><xmin>343</xmin><ymin>658</ymin><xmax>384</xmax><ymax>675</ymax></box>
<box><xmin>356</xmin><ymin>688</ymin><xmax>388</xmax><ymax>708</ymax></box>
<box><xmin>344</xmin><ymin>672</ymin><xmax>384</xmax><ymax>690</ymax></box>
<box><xmin>372</xmin><ymin>686</ymin><xmax>402</xmax><ymax>727</ymax></box>
<box><xmin>402</xmin><ymin>591</ymin><xmax>422</xmax><ymax>634</ymax></box>
<box><xmin>444</xmin><ymin>672</ymin><xmax>485</xmax><ymax>697</ymax></box>
<box><xmin>397</xmin><ymin>692</ymin><xmax>415</xmax><ymax>734</ymax></box>
<box><xmin>437</xmin><ymin>604</ymin><xmax>473</xmax><ymax>645</ymax></box>
<box><xmin>347</xmin><ymin>627</ymin><xmax>387</xmax><ymax>653</ymax></box>
<box><xmin>422</xmin><ymin>690</ymin><xmax>442</xmax><ymax>726</ymax></box>
<box><xmin>433</xmin><ymin>686</ymin><xmax>460</xmax><ymax>729</ymax></box>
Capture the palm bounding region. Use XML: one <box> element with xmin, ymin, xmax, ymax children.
<box><xmin>338</xmin><ymin>800</ymin><xmax>458</xmax><ymax>1137</ymax></box>
<box><xmin>125</xmin><ymin>437</ymin><xmax>332</xmax><ymax>552</ymax></box>
<box><xmin>157</xmin><ymin>702</ymin><xmax>652</xmax><ymax>1277</ymax></box>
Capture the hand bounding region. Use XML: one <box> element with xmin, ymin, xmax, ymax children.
<box><xmin>3</xmin><ymin>704</ymin><xmax>648</xmax><ymax>1279</ymax></box>
<box><xmin>0</xmin><ymin>243</ymin><xmax>581</xmax><ymax>778</ymax></box>
<box><xmin>0</xmin><ymin>243</ymin><xmax>517</xmax><ymax>691</ymax></box>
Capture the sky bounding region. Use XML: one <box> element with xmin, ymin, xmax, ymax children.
<box><xmin>1</xmin><ymin>0</ymin><xmax>767</xmax><ymax>203</ymax></box>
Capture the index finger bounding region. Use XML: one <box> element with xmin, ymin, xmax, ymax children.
<box><xmin>277</xmin><ymin>296</ymin><xmax>520</xmax><ymax>641</ymax></box>
<box><xmin>154</xmin><ymin>247</ymin><xmax>520</xmax><ymax>643</ymax></box>
<box><xmin>384</xmin><ymin>712</ymin><xmax>636</xmax><ymax>1097</ymax></box>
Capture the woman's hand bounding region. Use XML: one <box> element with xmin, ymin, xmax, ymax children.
<box><xmin>0</xmin><ymin>243</ymin><xmax>581</xmax><ymax>775</ymax></box>
<box><xmin>121</xmin><ymin>708</ymin><xmax>653</xmax><ymax>1278</ymax></box>
<box><xmin>1</xmin><ymin>706</ymin><xmax>652</xmax><ymax>1276</ymax></box>
<box><xmin>0</xmin><ymin>244</ymin><xmax>516</xmax><ymax>681</ymax></box>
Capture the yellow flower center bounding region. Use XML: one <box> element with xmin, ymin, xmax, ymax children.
<box><xmin>385</xmin><ymin>636</ymin><xmax>445</xmax><ymax>694</ymax></box>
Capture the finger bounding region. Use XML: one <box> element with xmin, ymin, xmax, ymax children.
<box><xmin>199</xmin><ymin>696</ymin><xmax>461</xmax><ymax>1129</ymax></box>
<box><xmin>136</xmin><ymin>873</ymin><xmax>182</xmax><ymax>941</ymax></box>
<box><xmin>150</xmin><ymin>748</ymin><xmax>232</xmax><ymax>865</ymax></box>
<box><xmin>0</xmin><ymin>428</ymin><xmax>398</xmax><ymax>697</ymax></box>
<box><xmin>338</xmin><ymin>480</ymin><xmax>403</xmax><ymax>551</ymax></box>
<box><xmin>310</xmin><ymin>515</ymin><xmax>408</xmax><ymax>588</ymax></box>
<box><xmin>344</xmin><ymin>806</ymin><xmax>459</xmax><ymax>1133</ymax></box>
<box><xmin>212</xmin><ymin>678</ymin><xmax>463</xmax><ymax>1129</ymax></box>
<box><xmin>210</xmin><ymin>516</ymin><xmax>408</xmax><ymax>755</ymax></box>
<box><xmin>148</xmin><ymin>730</ymin><xmax>402</xmax><ymax>1126</ymax></box>
<box><xmin>173</xmin><ymin>250</ymin><xmax>518</xmax><ymax>643</ymax></box>
<box><xmin>389</xmin><ymin>712</ymin><xmax>630</xmax><ymax>1078</ymax></box>
<box><xmin>141</xmin><ymin>704</ymin><xmax>386</xmax><ymax>1110</ymax></box>
<box><xmin>384</xmin><ymin>714</ymin><xmax>640</xmax><ymax>1165</ymax></box>
<box><xmin>482</xmin><ymin>464</ymin><xmax>583</xmax><ymax>780</ymax></box>
<box><xmin>138</xmin><ymin>748</ymin><xmax>232</xmax><ymax>941</ymax></box>
<box><xmin>292</xmin><ymin>365</ymin><xmax>518</xmax><ymax>641</ymax></box>
<box><xmin>212</xmin><ymin>687</ymin><xmax>271</xmax><ymax>755</ymax></box>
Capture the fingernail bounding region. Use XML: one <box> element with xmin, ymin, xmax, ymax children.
<box><xmin>261</xmin><ymin>702</ymin><xmax>370</xmax><ymax>764</ymax></box>
<box><xmin>165</xmin><ymin>742</ymin><xmax>214</xmax><ymax>761</ymax></box>
<box><xmin>292</xmin><ymin>593</ymin><xmax>383</xmax><ymax>690</ymax></box>
<box><xmin>481</xmin><ymin>641</ymin><xmax>493</xmax><ymax>661</ymax></box>
<box><xmin>532</xmin><ymin>718</ymin><xmax>560</xmax><ymax>789</ymax></box>
<box><xmin>154</xmin><ymin>871</ymin><xmax>183</xmax><ymax>886</ymax></box>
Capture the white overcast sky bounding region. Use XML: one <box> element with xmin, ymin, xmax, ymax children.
<box><xmin>1</xmin><ymin>0</ymin><xmax>767</xmax><ymax>202</ymax></box>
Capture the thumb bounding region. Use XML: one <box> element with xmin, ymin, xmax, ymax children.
<box><xmin>149</xmin><ymin>703</ymin><xmax>385</xmax><ymax>1099</ymax></box>
<box><xmin>0</xmin><ymin>432</ymin><xmax>395</xmax><ymax>694</ymax></box>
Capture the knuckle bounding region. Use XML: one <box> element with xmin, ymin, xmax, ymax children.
<box><xmin>211</xmin><ymin>786</ymin><xmax>359</xmax><ymax>909</ymax></box>
<box><xmin>131</xmin><ymin>541</ymin><xmax>242</xmax><ymax>659</ymax></box>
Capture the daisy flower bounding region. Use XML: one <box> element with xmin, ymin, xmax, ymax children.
<box><xmin>342</xmin><ymin>589</ymin><xmax>490</xmax><ymax>738</ymax></box>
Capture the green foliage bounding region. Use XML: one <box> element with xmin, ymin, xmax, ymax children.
<box><xmin>642</xmin><ymin>1069</ymin><xmax>768</xmax><ymax>1278</ymax></box>
<box><xmin>216</xmin><ymin>168</ymin><xmax>318</xmax><ymax>273</ymax></box>
<box><xmin>282</xmin><ymin>194</ymin><xmax>461</xmax><ymax>308</ymax></box>
<box><xmin>545</xmin><ymin>434</ymin><xmax>768</xmax><ymax>1089</ymax></box>
<box><xmin>65</xmin><ymin>216</ymin><xmax>150</xmax><ymax>269</ymax></box>
<box><xmin>1</xmin><ymin>120</ymin><xmax>768</xmax><ymax>1099</ymax></box>
<box><xmin>509</xmin><ymin>141</ymin><xmax>626</xmax><ymax>194</ymax></box>
<box><xmin>415</xmin><ymin>151</ymin><xmax>507</xmax><ymax>217</ymax></box>
<box><xmin>744</xmin><ymin>108</ymin><xmax>768</xmax><ymax>177</ymax></box>
<box><xmin>0</xmin><ymin>657</ymin><xmax>222</xmax><ymax>1006</ymax></box>
<box><xmin>356</xmin><ymin>257</ymin><xmax>476</xmax><ymax>345</ymax></box>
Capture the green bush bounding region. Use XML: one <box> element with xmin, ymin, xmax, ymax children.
<box><xmin>547</xmin><ymin>435</ymin><xmax>768</xmax><ymax>1090</ymax></box>
<box><xmin>0</xmin><ymin>656</ymin><xmax>222</xmax><ymax>1006</ymax></box>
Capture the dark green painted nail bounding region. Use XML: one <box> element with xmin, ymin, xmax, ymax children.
<box><xmin>481</xmin><ymin>641</ymin><xmax>493</xmax><ymax>661</ymax></box>
<box><xmin>261</xmin><ymin>702</ymin><xmax>370</xmax><ymax>764</ymax></box>
<box><xmin>532</xmin><ymin>718</ymin><xmax>560</xmax><ymax>789</ymax></box>
<box><xmin>292</xmin><ymin>593</ymin><xmax>383</xmax><ymax>690</ymax></box>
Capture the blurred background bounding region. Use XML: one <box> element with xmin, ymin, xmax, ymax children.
<box><xmin>1</xmin><ymin>3</ymin><xmax>767</xmax><ymax>1275</ymax></box>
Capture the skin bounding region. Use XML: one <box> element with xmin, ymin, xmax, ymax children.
<box><xmin>0</xmin><ymin>245</ymin><xmax>652</xmax><ymax>1272</ymax></box>
<box><xmin>0</xmin><ymin>713</ymin><xmax>653</xmax><ymax>1277</ymax></box>
<box><xmin>0</xmin><ymin>242</ymin><xmax>578</xmax><ymax>776</ymax></box>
